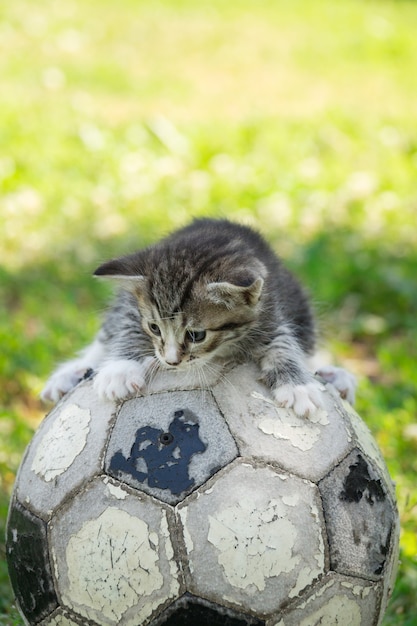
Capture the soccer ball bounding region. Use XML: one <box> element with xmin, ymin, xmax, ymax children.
<box><xmin>7</xmin><ymin>363</ymin><xmax>399</xmax><ymax>626</ymax></box>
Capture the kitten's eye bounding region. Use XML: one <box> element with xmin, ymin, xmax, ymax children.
<box><xmin>186</xmin><ymin>329</ymin><xmax>206</xmax><ymax>343</ymax></box>
<box><xmin>149</xmin><ymin>323</ymin><xmax>161</xmax><ymax>336</ymax></box>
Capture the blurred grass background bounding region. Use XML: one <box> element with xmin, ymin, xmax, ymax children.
<box><xmin>1</xmin><ymin>0</ymin><xmax>417</xmax><ymax>623</ymax></box>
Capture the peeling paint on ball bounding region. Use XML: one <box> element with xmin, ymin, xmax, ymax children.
<box><xmin>31</xmin><ymin>404</ymin><xmax>91</xmax><ymax>481</ymax></box>
<box><xmin>6</xmin><ymin>362</ymin><xmax>399</xmax><ymax>626</ymax></box>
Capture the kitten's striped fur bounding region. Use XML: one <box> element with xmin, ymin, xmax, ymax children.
<box><xmin>41</xmin><ymin>219</ymin><xmax>355</xmax><ymax>416</ymax></box>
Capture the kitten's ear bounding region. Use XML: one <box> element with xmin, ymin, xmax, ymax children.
<box><xmin>93</xmin><ymin>259</ymin><xmax>147</xmax><ymax>293</ymax></box>
<box><xmin>207</xmin><ymin>277</ymin><xmax>264</xmax><ymax>309</ymax></box>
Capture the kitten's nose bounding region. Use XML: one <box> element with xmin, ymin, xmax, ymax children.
<box><xmin>165</xmin><ymin>358</ymin><xmax>181</xmax><ymax>366</ymax></box>
<box><xmin>164</xmin><ymin>344</ymin><xmax>181</xmax><ymax>366</ymax></box>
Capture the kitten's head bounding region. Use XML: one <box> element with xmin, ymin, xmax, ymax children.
<box><xmin>95</xmin><ymin>253</ymin><xmax>266</xmax><ymax>369</ymax></box>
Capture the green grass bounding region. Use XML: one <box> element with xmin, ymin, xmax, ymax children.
<box><xmin>1</xmin><ymin>0</ymin><xmax>417</xmax><ymax>623</ymax></box>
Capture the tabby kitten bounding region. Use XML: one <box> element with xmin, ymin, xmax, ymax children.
<box><xmin>41</xmin><ymin>218</ymin><xmax>353</xmax><ymax>417</ymax></box>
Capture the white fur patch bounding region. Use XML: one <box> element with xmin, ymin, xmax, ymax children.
<box><xmin>93</xmin><ymin>358</ymin><xmax>152</xmax><ymax>401</ymax></box>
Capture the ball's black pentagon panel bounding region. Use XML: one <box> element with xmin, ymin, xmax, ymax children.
<box><xmin>6</xmin><ymin>500</ymin><xmax>58</xmax><ymax>623</ymax></box>
<box><xmin>105</xmin><ymin>390</ymin><xmax>238</xmax><ymax>504</ymax></box>
<box><xmin>151</xmin><ymin>593</ymin><xmax>265</xmax><ymax>626</ymax></box>
<box><xmin>319</xmin><ymin>449</ymin><xmax>397</xmax><ymax>580</ymax></box>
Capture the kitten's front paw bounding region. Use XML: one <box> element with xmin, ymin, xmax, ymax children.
<box><xmin>41</xmin><ymin>363</ymin><xmax>92</xmax><ymax>403</ymax></box>
<box><xmin>93</xmin><ymin>359</ymin><xmax>150</xmax><ymax>401</ymax></box>
<box><xmin>315</xmin><ymin>365</ymin><xmax>356</xmax><ymax>405</ymax></box>
<box><xmin>273</xmin><ymin>382</ymin><xmax>324</xmax><ymax>418</ymax></box>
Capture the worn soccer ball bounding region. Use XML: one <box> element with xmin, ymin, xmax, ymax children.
<box><xmin>7</xmin><ymin>363</ymin><xmax>399</xmax><ymax>626</ymax></box>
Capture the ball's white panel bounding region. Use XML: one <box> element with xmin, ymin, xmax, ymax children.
<box><xmin>271</xmin><ymin>574</ymin><xmax>380</xmax><ymax>626</ymax></box>
<box><xmin>15</xmin><ymin>381</ymin><xmax>115</xmax><ymax>520</ymax></box>
<box><xmin>212</xmin><ymin>363</ymin><xmax>352</xmax><ymax>481</ymax></box>
<box><xmin>299</xmin><ymin>596</ymin><xmax>361</xmax><ymax>625</ymax></box>
<box><xmin>49</xmin><ymin>477</ymin><xmax>181</xmax><ymax>625</ymax></box>
<box><xmin>65</xmin><ymin>509</ymin><xmax>163</xmax><ymax>619</ymax></box>
<box><xmin>105</xmin><ymin>390</ymin><xmax>238</xmax><ymax>504</ymax></box>
<box><xmin>179</xmin><ymin>461</ymin><xmax>325</xmax><ymax>615</ymax></box>
<box><xmin>31</xmin><ymin>404</ymin><xmax>91</xmax><ymax>481</ymax></box>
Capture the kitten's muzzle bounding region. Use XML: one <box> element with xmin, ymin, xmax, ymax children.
<box><xmin>164</xmin><ymin>357</ymin><xmax>182</xmax><ymax>367</ymax></box>
<box><xmin>156</xmin><ymin>351</ymin><xmax>182</xmax><ymax>368</ymax></box>
<box><xmin>162</xmin><ymin>342</ymin><xmax>183</xmax><ymax>367</ymax></box>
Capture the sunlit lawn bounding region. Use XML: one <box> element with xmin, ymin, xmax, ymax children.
<box><xmin>1</xmin><ymin>0</ymin><xmax>417</xmax><ymax>623</ymax></box>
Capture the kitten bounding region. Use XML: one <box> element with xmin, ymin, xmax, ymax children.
<box><xmin>41</xmin><ymin>218</ymin><xmax>355</xmax><ymax>417</ymax></box>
